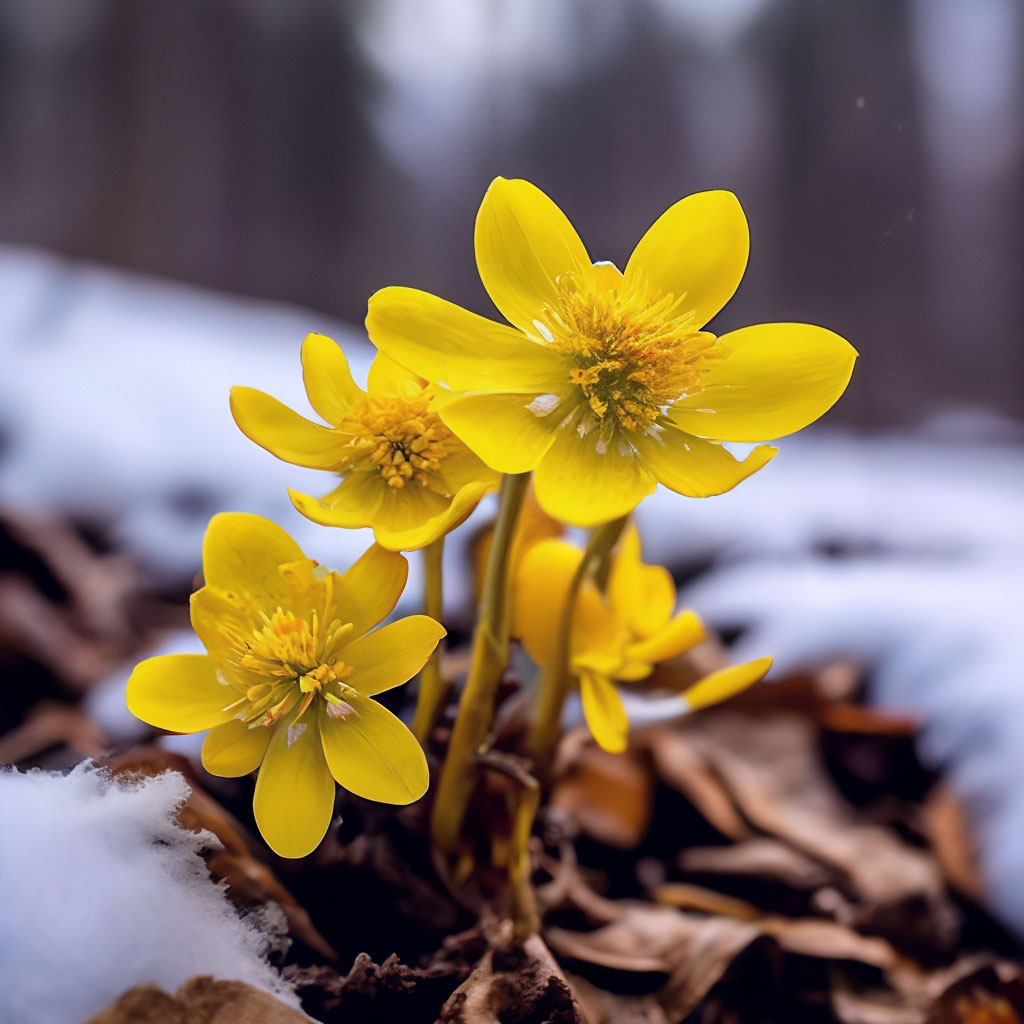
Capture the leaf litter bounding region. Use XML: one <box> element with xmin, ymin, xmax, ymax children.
<box><xmin>2</xmin><ymin>511</ymin><xmax>1023</xmax><ymax>1023</ymax></box>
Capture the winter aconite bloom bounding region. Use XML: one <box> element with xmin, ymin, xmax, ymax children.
<box><xmin>367</xmin><ymin>178</ymin><xmax>857</xmax><ymax>526</ymax></box>
<box><xmin>514</xmin><ymin>527</ymin><xmax>772</xmax><ymax>753</ymax></box>
<box><xmin>127</xmin><ymin>513</ymin><xmax>444</xmax><ymax>858</ymax></box>
<box><xmin>230</xmin><ymin>334</ymin><xmax>500</xmax><ymax>551</ymax></box>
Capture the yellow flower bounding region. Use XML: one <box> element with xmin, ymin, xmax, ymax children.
<box><xmin>367</xmin><ymin>178</ymin><xmax>857</xmax><ymax>527</ymax></box>
<box><xmin>127</xmin><ymin>513</ymin><xmax>444</xmax><ymax>858</ymax></box>
<box><xmin>514</xmin><ymin>527</ymin><xmax>771</xmax><ymax>753</ymax></box>
<box><xmin>230</xmin><ymin>334</ymin><xmax>500</xmax><ymax>551</ymax></box>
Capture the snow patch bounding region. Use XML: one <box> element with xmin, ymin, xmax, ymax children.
<box><xmin>0</xmin><ymin>765</ymin><xmax>297</xmax><ymax>1024</ymax></box>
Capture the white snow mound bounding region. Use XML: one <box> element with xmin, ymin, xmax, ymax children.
<box><xmin>0</xmin><ymin>765</ymin><xmax>297</xmax><ymax>1024</ymax></box>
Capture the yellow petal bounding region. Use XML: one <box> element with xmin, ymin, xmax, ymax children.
<box><xmin>201</xmin><ymin>513</ymin><xmax>306</xmax><ymax>611</ymax></box>
<box><xmin>190</xmin><ymin>587</ymin><xmax>252</xmax><ymax>665</ymax></box>
<box><xmin>230</xmin><ymin>386</ymin><xmax>343</xmax><ymax>469</ymax></box>
<box><xmin>436</xmin><ymin>444</ymin><xmax>502</xmax><ymax>494</ymax></box>
<box><xmin>366</xmin><ymin>352</ymin><xmax>426</xmax><ymax>397</ymax></box>
<box><xmin>202</xmin><ymin>719</ymin><xmax>271</xmax><ymax>777</ymax></box>
<box><xmin>300</xmin><ymin>333</ymin><xmax>363</xmax><ymax>424</ymax></box>
<box><xmin>289</xmin><ymin>474</ymin><xmax>385</xmax><ymax>530</ymax></box>
<box><xmin>342</xmin><ymin>615</ymin><xmax>446</xmax><ymax>696</ymax></box>
<box><xmin>514</xmin><ymin>538</ymin><xmax>581</xmax><ymax>670</ymax></box>
<box><xmin>637</xmin><ymin>428</ymin><xmax>776</xmax><ymax>498</ymax></box>
<box><xmin>607</xmin><ymin>524</ymin><xmax>676</xmax><ymax>638</ymax></box>
<box><xmin>366</xmin><ymin>286</ymin><xmax>567</xmax><ymax>393</ymax></box>
<box><xmin>474</xmin><ymin>176</ymin><xmax>591</xmax><ymax>335</ymax></box>
<box><xmin>682</xmin><ymin>656</ymin><xmax>773</xmax><ymax>711</ymax></box>
<box><xmin>319</xmin><ymin>696</ymin><xmax>428</xmax><ymax>804</ymax></box>
<box><xmin>329</xmin><ymin>543</ymin><xmax>408</xmax><ymax>638</ymax></box>
<box><xmin>432</xmin><ymin>391</ymin><xmax>562</xmax><ymax>474</ymax></box>
<box><xmin>533</xmin><ymin>425</ymin><xmax>657</xmax><ymax>527</ymax></box>
<box><xmin>373</xmin><ymin>482</ymin><xmax>491</xmax><ymax>552</ymax></box>
<box><xmin>514</xmin><ymin>539</ymin><xmax>625</xmax><ymax>672</ymax></box>
<box><xmin>127</xmin><ymin>654</ymin><xmax>235</xmax><ymax>733</ymax></box>
<box><xmin>253</xmin><ymin>713</ymin><xmax>336</xmax><ymax>858</ymax></box>
<box><xmin>626</xmin><ymin>610</ymin><xmax>705</xmax><ymax>664</ymax></box>
<box><xmin>579</xmin><ymin>671</ymin><xmax>629</xmax><ymax>754</ymax></box>
<box><xmin>670</xmin><ymin>323</ymin><xmax>858</xmax><ymax>442</ymax></box>
<box><xmin>624</xmin><ymin>190</ymin><xmax>749</xmax><ymax>329</ymax></box>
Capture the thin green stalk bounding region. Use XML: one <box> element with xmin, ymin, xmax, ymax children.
<box><xmin>430</xmin><ymin>473</ymin><xmax>530</xmax><ymax>853</ymax></box>
<box><xmin>527</xmin><ymin>513</ymin><xmax>630</xmax><ymax>763</ymax></box>
<box><xmin>412</xmin><ymin>536</ymin><xmax>446</xmax><ymax>744</ymax></box>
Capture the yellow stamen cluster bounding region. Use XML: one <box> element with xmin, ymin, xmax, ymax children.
<box><xmin>341</xmin><ymin>394</ymin><xmax>454</xmax><ymax>491</ymax></box>
<box><xmin>543</xmin><ymin>273</ymin><xmax>720</xmax><ymax>434</ymax></box>
<box><xmin>223</xmin><ymin>607</ymin><xmax>358</xmax><ymax>731</ymax></box>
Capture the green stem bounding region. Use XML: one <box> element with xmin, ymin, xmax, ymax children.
<box><xmin>527</xmin><ymin>514</ymin><xmax>630</xmax><ymax>763</ymax></box>
<box><xmin>412</xmin><ymin>536</ymin><xmax>446</xmax><ymax>745</ymax></box>
<box><xmin>430</xmin><ymin>473</ymin><xmax>530</xmax><ymax>853</ymax></box>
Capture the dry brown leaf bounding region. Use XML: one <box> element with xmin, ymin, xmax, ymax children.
<box><xmin>680</xmin><ymin>712</ymin><xmax>956</xmax><ymax>948</ymax></box>
<box><xmin>921</xmin><ymin>784</ymin><xmax>985</xmax><ymax>904</ymax></box>
<box><xmin>0</xmin><ymin>702</ymin><xmax>108</xmax><ymax>763</ymax></box>
<box><xmin>679</xmin><ymin>837</ymin><xmax>831</xmax><ymax>892</ymax></box>
<box><xmin>642</xmin><ymin>726</ymin><xmax>751</xmax><ymax>841</ymax></box>
<box><xmin>84</xmin><ymin>976</ymin><xmax>310</xmax><ymax>1024</ymax></box>
<box><xmin>550</xmin><ymin>733</ymin><xmax>654</xmax><ymax>848</ymax></box>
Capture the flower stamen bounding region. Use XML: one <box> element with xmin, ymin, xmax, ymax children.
<box><xmin>541</xmin><ymin>272</ymin><xmax>722</xmax><ymax>435</ymax></box>
<box><xmin>339</xmin><ymin>394</ymin><xmax>454</xmax><ymax>492</ymax></box>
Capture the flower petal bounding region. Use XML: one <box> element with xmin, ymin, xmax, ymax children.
<box><xmin>201</xmin><ymin>513</ymin><xmax>306</xmax><ymax>611</ymax></box>
<box><xmin>433</xmin><ymin>391</ymin><xmax>562</xmax><ymax>474</ymax></box>
<box><xmin>127</xmin><ymin>654</ymin><xmax>235</xmax><ymax>733</ymax></box>
<box><xmin>514</xmin><ymin>539</ymin><xmax>625</xmax><ymax>672</ymax></box>
<box><xmin>637</xmin><ymin>428</ymin><xmax>776</xmax><ymax>498</ymax></box>
<box><xmin>289</xmin><ymin>474</ymin><xmax>385</xmax><ymax>530</ymax></box>
<box><xmin>579</xmin><ymin>671</ymin><xmax>629</xmax><ymax>754</ymax></box>
<box><xmin>202</xmin><ymin>719</ymin><xmax>272</xmax><ymax>777</ymax></box>
<box><xmin>301</xmin><ymin>332</ymin><xmax>363</xmax><ymax>424</ymax></box>
<box><xmin>372</xmin><ymin>481</ymin><xmax>492</xmax><ymax>552</ymax></box>
<box><xmin>533</xmin><ymin>426</ymin><xmax>656</xmax><ymax>527</ymax></box>
<box><xmin>682</xmin><ymin>656</ymin><xmax>773</xmax><ymax>711</ymax></box>
<box><xmin>366</xmin><ymin>286</ymin><xmax>567</xmax><ymax>393</ymax></box>
<box><xmin>366</xmin><ymin>352</ymin><xmax>426</xmax><ymax>397</ymax></box>
<box><xmin>230</xmin><ymin>386</ymin><xmax>343</xmax><ymax>469</ymax></box>
<box><xmin>474</xmin><ymin>176</ymin><xmax>591</xmax><ymax>335</ymax></box>
<box><xmin>329</xmin><ymin>544</ymin><xmax>408</xmax><ymax>638</ymax></box>
<box><xmin>319</xmin><ymin>696</ymin><xmax>428</xmax><ymax>804</ymax></box>
<box><xmin>607</xmin><ymin>524</ymin><xmax>676</xmax><ymax>638</ymax></box>
<box><xmin>626</xmin><ymin>610</ymin><xmax>705</xmax><ymax>664</ymax></box>
<box><xmin>670</xmin><ymin>323</ymin><xmax>858</xmax><ymax>442</ymax></box>
<box><xmin>342</xmin><ymin>615</ymin><xmax>446</xmax><ymax>696</ymax></box>
<box><xmin>253</xmin><ymin>713</ymin><xmax>336</xmax><ymax>858</ymax></box>
<box><xmin>514</xmin><ymin>538</ymin><xmax>581</xmax><ymax>671</ymax></box>
<box><xmin>624</xmin><ymin>190</ymin><xmax>749</xmax><ymax>329</ymax></box>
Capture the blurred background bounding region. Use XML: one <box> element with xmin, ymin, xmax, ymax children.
<box><xmin>2</xmin><ymin>0</ymin><xmax>1024</xmax><ymax>928</ymax></box>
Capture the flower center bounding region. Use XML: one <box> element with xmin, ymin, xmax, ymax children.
<box><xmin>340</xmin><ymin>394</ymin><xmax>454</xmax><ymax>491</ymax></box>
<box><xmin>222</xmin><ymin>608</ymin><xmax>358</xmax><ymax>731</ymax></box>
<box><xmin>541</xmin><ymin>273</ymin><xmax>720</xmax><ymax>435</ymax></box>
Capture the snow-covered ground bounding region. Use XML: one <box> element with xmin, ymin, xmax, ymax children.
<box><xmin>2</xmin><ymin>245</ymin><xmax>1023</xmax><ymax>936</ymax></box>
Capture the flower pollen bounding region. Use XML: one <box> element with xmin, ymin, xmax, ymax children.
<box><xmin>542</xmin><ymin>273</ymin><xmax>721</xmax><ymax>435</ymax></box>
<box><xmin>340</xmin><ymin>394</ymin><xmax>454</xmax><ymax>491</ymax></box>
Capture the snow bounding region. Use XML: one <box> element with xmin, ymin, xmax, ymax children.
<box><xmin>0</xmin><ymin>765</ymin><xmax>299</xmax><ymax>1024</ymax></box>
